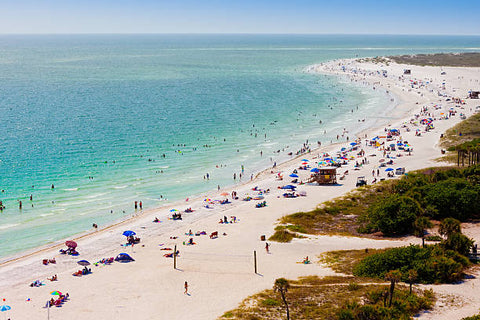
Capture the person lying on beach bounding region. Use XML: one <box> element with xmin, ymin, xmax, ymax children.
<box><xmin>302</xmin><ymin>256</ymin><xmax>311</xmax><ymax>264</ymax></box>
<box><xmin>153</xmin><ymin>217</ymin><xmax>160</xmax><ymax>223</ymax></box>
<box><xmin>164</xmin><ymin>250</ymin><xmax>180</xmax><ymax>258</ymax></box>
<box><xmin>47</xmin><ymin>274</ymin><xmax>58</xmax><ymax>281</ymax></box>
<box><xmin>43</xmin><ymin>258</ymin><xmax>56</xmax><ymax>265</ymax></box>
<box><xmin>29</xmin><ymin>280</ymin><xmax>43</xmax><ymax>287</ymax></box>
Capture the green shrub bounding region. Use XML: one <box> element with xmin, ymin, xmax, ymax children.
<box><xmin>418</xmin><ymin>178</ymin><xmax>480</xmax><ymax>220</ymax></box>
<box><xmin>442</xmin><ymin>232</ymin><xmax>474</xmax><ymax>256</ymax></box>
<box><xmin>353</xmin><ymin>245</ymin><xmax>469</xmax><ymax>284</ymax></box>
<box><xmin>366</xmin><ymin>195</ymin><xmax>421</xmax><ymax>235</ymax></box>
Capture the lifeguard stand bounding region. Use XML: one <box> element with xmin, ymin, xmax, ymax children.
<box><xmin>308</xmin><ymin>167</ymin><xmax>337</xmax><ymax>184</ymax></box>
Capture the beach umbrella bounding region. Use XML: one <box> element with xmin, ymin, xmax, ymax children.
<box><xmin>77</xmin><ymin>260</ymin><xmax>90</xmax><ymax>266</ymax></box>
<box><xmin>0</xmin><ymin>305</ymin><xmax>11</xmax><ymax>312</ymax></box>
<box><xmin>310</xmin><ymin>168</ymin><xmax>320</xmax><ymax>173</ymax></box>
<box><xmin>385</xmin><ymin>168</ymin><xmax>394</xmax><ymax>172</ymax></box>
<box><xmin>289</xmin><ymin>173</ymin><xmax>299</xmax><ymax>178</ymax></box>
<box><xmin>65</xmin><ymin>240</ymin><xmax>77</xmax><ymax>248</ymax></box>
<box><xmin>220</xmin><ymin>192</ymin><xmax>229</xmax><ymax>196</ymax></box>
<box><xmin>281</xmin><ymin>185</ymin><xmax>296</xmax><ymax>190</ymax></box>
<box><xmin>115</xmin><ymin>253</ymin><xmax>135</xmax><ymax>263</ymax></box>
<box><xmin>50</xmin><ymin>291</ymin><xmax>62</xmax><ymax>296</ymax></box>
<box><xmin>301</xmin><ymin>159</ymin><xmax>309</xmax><ymax>162</ymax></box>
<box><xmin>169</xmin><ymin>209</ymin><xmax>178</xmax><ymax>212</ymax></box>
<box><xmin>122</xmin><ymin>230</ymin><xmax>136</xmax><ymax>237</ymax></box>
<box><xmin>350</xmin><ymin>142</ymin><xmax>357</xmax><ymax>146</ymax></box>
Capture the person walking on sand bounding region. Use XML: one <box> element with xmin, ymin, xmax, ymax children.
<box><xmin>265</xmin><ymin>242</ymin><xmax>270</xmax><ymax>254</ymax></box>
<box><xmin>184</xmin><ymin>281</ymin><xmax>188</xmax><ymax>295</ymax></box>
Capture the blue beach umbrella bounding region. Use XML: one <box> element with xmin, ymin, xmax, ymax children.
<box><xmin>301</xmin><ymin>159</ymin><xmax>309</xmax><ymax>162</ymax></box>
<box><xmin>0</xmin><ymin>305</ymin><xmax>10</xmax><ymax>312</ymax></box>
<box><xmin>115</xmin><ymin>253</ymin><xmax>135</xmax><ymax>263</ymax></box>
<box><xmin>289</xmin><ymin>173</ymin><xmax>299</xmax><ymax>178</ymax></box>
<box><xmin>310</xmin><ymin>168</ymin><xmax>320</xmax><ymax>173</ymax></box>
<box><xmin>350</xmin><ymin>142</ymin><xmax>357</xmax><ymax>146</ymax></box>
<box><xmin>281</xmin><ymin>185</ymin><xmax>296</xmax><ymax>190</ymax></box>
<box><xmin>122</xmin><ymin>230</ymin><xmax>136</xmax><ymax>237</ymax></box>
<box><xmin>385</xmin><ymin>168</ymin><xmax>394</xmax><ymax>172</ymax></box>
<box><xmin>77</xmin><ymin>260</ymin><xmax>90</xmax><ymax>266</ymax></box>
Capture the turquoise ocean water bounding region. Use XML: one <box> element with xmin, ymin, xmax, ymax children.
<box><xmin>0</xmin><ymin>34</ymin><xmax>479</xmax><ymax>259</ymax></box>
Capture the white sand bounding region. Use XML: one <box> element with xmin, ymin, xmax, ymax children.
<box><xmin>1</xmin><ymin>58</ymin><xmax>480</xmax><ymax>320</ymax></box>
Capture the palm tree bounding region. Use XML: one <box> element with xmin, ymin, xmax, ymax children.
<box><xmin>439</xmin><ymin>217</ymin><xmax>461</xmax><ymax>239</ymax></box>
<box><xmin>414</xmin><ymin>216</ymin><xmax>433</xmax><ymax>247</ymax></box>
<box><xmin>407</xmin><ymin>269</ymin><xmax>418</xmax><ymax>295</ymax></box>
<box><xmin>274</xmin><ymin>278</ymin><xmax>290</xmax><ymax>320</ymax></box>
<box><xmin>384</xmin><ymin>270</ymin><xmax>402</xmax><ymax>307</ymax></box>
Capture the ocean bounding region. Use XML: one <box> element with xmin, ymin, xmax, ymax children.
<box><xmin>0</xmin><ymin>34</ymin><xmax>479</xmax><ymax>259</ymax></box>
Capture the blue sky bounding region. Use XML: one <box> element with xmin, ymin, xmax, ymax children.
<box><xmin>0</xmin><ymin>0</ymin><xmax>479</xmax><ymax>34</ymax></box>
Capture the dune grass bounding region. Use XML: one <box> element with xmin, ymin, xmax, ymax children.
<box><xmin>320</xmin><ymin>249</ymin><xmax>386</xmax><ymax>275</ymax></box>
<box><xmin>219</xmin><ymin>275</ymin><xmax>434</xmax><ymax>320</ymax></box>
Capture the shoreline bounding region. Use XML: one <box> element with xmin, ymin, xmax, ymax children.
<box><xmin>2</xmin><ymin>56</ymin><xmax>480</xmax><ymax>319</ymax></box>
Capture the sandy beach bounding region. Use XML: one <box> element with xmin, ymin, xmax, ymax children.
<box><xmin>2</xmin><ymin>57</ymin><xmax>480</xmax><ymax>320</ymax></box>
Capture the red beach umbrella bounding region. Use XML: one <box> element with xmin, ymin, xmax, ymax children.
<box><xmin>65</xmin><ymin>240</ymin><xmax>77</xmax><ymax>248</ymax></box>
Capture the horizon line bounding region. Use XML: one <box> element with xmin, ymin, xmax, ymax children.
<box><xmin>0</xmin><ymin>32</ymin><xmax>479</xmax><ymax>36</ymax></box>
